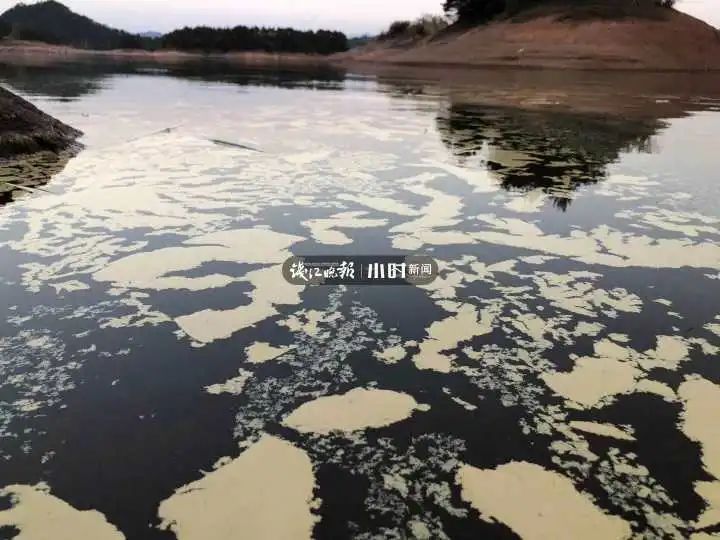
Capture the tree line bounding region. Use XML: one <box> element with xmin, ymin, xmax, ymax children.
<box><xmin>161</xmin><ymin>26</ymin><xmax>348</xmax><ymax>54</ymax></box>
<box><xmin>0</xmin><ymin>1</ymin><xmax>348</xmax><ymax>54</ymax></box>
<box><xmin>378</xmin><ymin>15</ymin><xmax>449</xmax><ymax>40</ymax></box>
<box><xmin>443</xmin><ymin>0</ymin><xmax>677</xmax><ymax>23</ymax></box>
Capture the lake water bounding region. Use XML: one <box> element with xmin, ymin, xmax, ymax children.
<box><xmin>0</xmin><ymin>59</ymin><xmax>719</xmax><ymax>540</ymax></box>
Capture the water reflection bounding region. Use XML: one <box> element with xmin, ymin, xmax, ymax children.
<box><xmin>0</xmin><ymin>62</ymin><xmax>107</xmax><ymax>100</ymax></box>
<box><xmin>1</xmin><ymin>59</ymin><xmax>719</xmax><ymax>214</ymax></box>
<box><xmin>436</xmin><ymin>103</ymin><xmax>663</xmax><ymax>210</ymax></box>
<box><xmin>0</xmin><ymin>58</ymin><xmax>719</xmax><ymax>539</ymax></box>
<box><xmin>0</xmin><ymin>57</ymin><xmax>348</xmax><ymax>100</ymax></box>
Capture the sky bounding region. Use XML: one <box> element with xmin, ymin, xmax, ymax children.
<box><xmin>0</xmin><ymin>0</ymin><xmax>716</xmax><ymax>35</ymax></box>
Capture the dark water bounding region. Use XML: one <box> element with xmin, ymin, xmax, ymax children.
<box><xmin>0</xmin><ymin>59</ymin><xmax>719</xmax><ymax>540</ymax></box>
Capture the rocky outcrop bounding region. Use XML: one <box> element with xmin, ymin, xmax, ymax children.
<box><xmin>0</xmin><ymin>86</ymin><xmax>81</xmax><ymax>158</ymax></box>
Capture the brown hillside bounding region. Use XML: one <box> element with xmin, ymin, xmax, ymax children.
<box><xmin>337</xmin><ymin>6</ymin><xmax>720</xmax><ymax>71</ymax></box>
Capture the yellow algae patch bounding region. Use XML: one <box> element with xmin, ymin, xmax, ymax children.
<box><xmin>175</xmin><ymin>265</ymin><xmax>302</xmax><ymax>344</ymax></box>
<box><xmin>413</xmin><ymin>303</ymin><xmax>496</xmax><ymax>373</ymax></box>
<box><xmin>245</xmin><ymin>342</ymin><xmax>290</xmax><ymax>364</ymax></box>
<box><xmin>574</xmin><ymin>321</ymin><xmax>604</xmax><ymax>337</ymax></box>
<box><xmin>545</xmin><ymin>335</ymin><xmax>696</xmax><ymax>408</ymax></box>
<box><xmin>158</xmin><ymin>435</ymin><xmax>317</xmax><ymax>540</ymax></box>
<box><xmin>634</xmin><ymin>209</ymin><xmax>719</xmax><ymax>238</ymax></box>
<box><xmin>0</xmin><ymin>483</ymin><xmax>125</xmax><ymax>540</ymax></box>
<box><xmin>690</xmin><ymin>533</ymin><xmax>720</xmax><ymax>540</ymax></box>
<box><xmin>594</xmin><ymin>339</ymin><xmax>633</xmax><ymax>361</ymax></box>
<box><xmin>94</xmin><ymin>229</ymin><xmax>302</xmax><ymax>290</ymax></box>
<box><xmin>282</xmin><ymin>388</ymin><xmax>425</xmax><ymax>434</ymax></box>
<box><xmin>205</xmin><ymin>369</ymin><xmax>252</xmax><ymax>396</ymax></box>
<box><xmin>183</xmin><ymin>229</ymin><xmax>302</xmax><ymax>261</ymax></box>
<box><xmin>634</xmin><ymin>380</ymin><xmax>676</xmax><ymax>401</ymax></box>
<box><xmin>505</xmin><ymin>189</ymin><xmax>547</xmax><ymax>213</ymax></box>
<box><xmin>694</xmin><ymin>481</ymin><xmax>720</xmax><ymax>530</ymax></box>
<box><xmin>532</xmin><ymin>272</ymin><xmax>642</xmax><ymax>318</ymax></box>
<box><xmin>591</xmin><ymin>227</ymin><xmax>720</xmax><ymax>268</ymax></box>
<box><xmin>51</xmin><ymin>280</ymin><xmax>91</xmax><ymax>294</ymax></box>
<box><xmin>679</xmin><ymin>379</ymin><xmax>720</xmax><ymax>529</ymax></box>
<box><xmin>511</xmin><ymin>313</ymin><xmax>551</xmax><ymax>345</ymax></box>
<box><xmin>425</xmin><ymin>160</ymin><xmax>499</xmax><ymax>193</ymax></box>
<box><xmin>303</xmin><ymin>211</ymin><xmax>386</xmax><ymax>246</ymax></box>
<box><xmin>20</xmin><ymin>184</ymin><xmax>190</xmax><ymax>229</ymax></box>
<box><xmin>408</xmin><ymin>520</ymin><xmax>433</xmax><ymax>539</ymax></box>
<box><xmin>456</xmin><ymin>462</ymin><xmax>631</xmax><ymax>540</ymax></box>
<box><xmin>473</xmin><ymin>217</ymin><xmax>720</xmax><ymax>270</ymax></box>
<box><xmin>278</xmin><ymin>310</ymin><xmax>339</xmax><ymax>338</ymax></box>
<box><xmin>374</xmin><ymin>344</ymin><xmax>407</xmax><ymax>364</ymax></box>
<box><xmin>679</xmin><ymin>377</ymin><xmax>720</xmax><ymax>530</ymax></box>
<box><xmin>569</xmin><ymin>421</ymin><xmax>635</xmax><ymax>441</ymax></box>
<box><xmin>95</xmin><ymin>245</ymin><xmax>236</xmax><ymax>291</ymax></box>
<box><xmin>543</xmin><ymin>356</ymin><xmax>641</xmax><ymax>408</ymax></box>
<box><xmin>706</xmin><ymin>321</ymin><xmax>720</xmax><ymax>338</ymax></box>
<box><xmin>391</xmin><ymin>183</ymin><xmax>464</xmax><ymax>250</ymax></box>
<box><xmin>337</xmin><ymin>194</ymin><xmax>420</xmax><ymax>217</ymax></box>
<box><xmin>641</xmin><ymin>336</ymin><xmax>690</xmax><ymax>370</ymax></box>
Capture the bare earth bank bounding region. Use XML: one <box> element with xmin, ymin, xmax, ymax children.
<box><xmin>0</xmin><ymin>40</ymin><xmax>327</xmax><ymax>66</ymax></box>
<box><xmin>336</xmin><ymin>8</ymin><xmax>720</xmax><ymax>71</ymax></box>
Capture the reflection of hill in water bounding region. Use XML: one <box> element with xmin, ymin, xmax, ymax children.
<box><xmin>436</xmin><ymin>104</ymin><xmax>664</xmax><ymax>211</ymax></box>
<box><xmin>0</xmin><ymin>62</ymin><xmax>107</xmax><ymax>100</ymax></box>
<box><xmin>0</xmin><ymin>58</ymin><xmax>347</xmax><ymax>100</ymax></box>
<box><xmin>372</xmin><ymin>67</ymin><xmax>720</xmax><ymax>211</ymax></box>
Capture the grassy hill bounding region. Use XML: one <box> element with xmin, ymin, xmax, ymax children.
<box><xmin>0</xmin><ymin>0</ymin><xmax>144</xmax><ymax>49</ymax></box>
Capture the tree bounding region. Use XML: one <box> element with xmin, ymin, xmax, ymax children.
<box><xmin>443</xmin><ymin>0</ymin><xmax>507</xmax><ymax>23</ymax></box>
<box><xmin>444</xmin><ymin>0</ymin><xmax>677</xmax><ymax>23</ymax></box>
<box><xmin>161</xmin><ymin>26</ymin><xmax>348</xmax><ymax>55</ymax></box>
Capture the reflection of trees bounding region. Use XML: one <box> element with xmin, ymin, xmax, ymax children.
<box><xmin>0</xmin><ymin>62</ymin><xmax>106</xmax><ymax>100</ymax></box>
<box><xmin>436</xmin><ymin>103</ymin><xmax>663</xmax><ymax>210</ymax></box>
<box><xmin>157</xmin><ymin>61</ymin><xmax>346</xmax><ymax>91</ymax></box>
<box><xmin>0</xmin><ymin>58</ymin><xmax>347</xmax><ymax>100</ymax></box>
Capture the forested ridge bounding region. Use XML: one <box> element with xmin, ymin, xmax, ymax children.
<box><xmin>0</xmin><ymin>0</ymin><xmax>144</xmax><ymax>49</ymax></box>
<box><xmin>0</xmin><ymin>1</ymin><xmax>348</xmax><ymax>54</ymax></box>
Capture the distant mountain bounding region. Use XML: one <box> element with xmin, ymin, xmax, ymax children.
<box><xmin>138</xmin><ymin>31</ymin><xmax>163</xmax><ymax>39</ymax></box>
<box><xmin>0</xmin><ymin>0</ymin><xmax>143</xmax><ymax>49</ymax></box>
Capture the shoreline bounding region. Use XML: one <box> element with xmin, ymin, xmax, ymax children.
<box><xmin>0</xmin><ymin>40</ymin><xmax>329</xmax><ymax>66</ymax></box>
<box><xmin>337</xmin><ymin>58</ymin><xmax>720</xmax><ymax>74</ymax></box>
<box><xmin>2</xmin><ymin>41</ymin><xmax>720</xmax><ymax>122</ymax></box>
<box><xmin>2</xmin><ymin>41</ymin><xmax>720</xmax><ymax>74</ymax></box>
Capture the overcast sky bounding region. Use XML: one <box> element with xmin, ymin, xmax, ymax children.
<box><xmin>0</xmin><ymin>0</ymin><xmax>716</xmax><ymax>35</ymax></box>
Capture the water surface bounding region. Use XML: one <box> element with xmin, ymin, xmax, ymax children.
<box><xmin>0</xmin><ymin>59</ymin><xmax>719</xmax><ymax>540</ymax></box>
